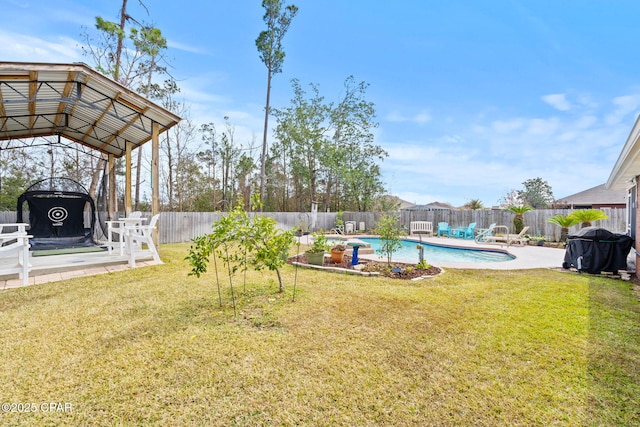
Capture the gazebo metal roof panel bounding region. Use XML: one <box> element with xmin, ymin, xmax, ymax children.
<box><xmin>0</xmin><ymin>61</ymin><xmax>181</xmax><ymax>158</ymax></box>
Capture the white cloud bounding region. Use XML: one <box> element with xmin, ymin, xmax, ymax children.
<box><xmin>605</xmin><ymin>94</ymin><xmax>640</xmax><ymax>125</ymax></box>
<box><xmin>414</xmin><ymin>111</ymin><xmax>432</xmax><ymax>124</ymax></box>
<box><xmin>526</xmin><ymin>117</ymin><xmax>561</xmax><ymax>135</ymax></box>
<box><xmin>386</xmin><ymin>109</ymin><xmax>432</xmax><ymax>124</ymax></box>
<box><xmin>574</xmin><ymin>115</ymin><xmax>597</xmax><ymax>128</ymax></box>
<box><xmin>167</xmin><ymin>39</ymin><xmax>208</xmax><ymax>55</ymax></box>
<box><xmin>443</xmin><ymin>134</ymin><xmax>464</xmax><ymax>144</ymax></box>
<box><xmin>492</xmin><ymin>118</ymin><xmax>525</xmax><ymax>134</ymax></box>
<box><xmin>542</xmin><ymin>93</ymin><xmax>572</xmax><ymax>111</ymax></box>
<box><xmin>613</xmin><ymin>94</ymin><xmax>640</xmax><ymax>110</ymax></box>
<box><xmin>0</xmin><ymin>30</ymin><xmax>81</xmax><ymax>63</ymax></box>
<box><xmin>384</xmin><ymin>144</ymin><xmax>441</xmax><ymax>161</ymax></box>
<box><xmin>576</xmin><ymin>94</ymin><xmax>598</xmax><ymax>110</ymax></box>
<box><xmin>379</xmin><ymin>90</ymin><xmax>639</xmax><ymax>206</ymax></box>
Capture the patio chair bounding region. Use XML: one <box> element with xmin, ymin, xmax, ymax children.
<box><xmin>474</xmin><ymin>223</ymin><xmax>496</xmax><ymax>243</ymax></box>
<box><xmin>330</xmin><ymin>224</ymin><xmax>344</xmax><ymax>235</ymax></box>
<box><xmin>484</xmin><ymin>226</ymin><xmax>530</xmax><ymax>246</ymax></box>
<box><xmin>107</xmin><ymin>211</ymin><xmax>143</xmax><ymax>255</ymax></box>
<box><xmin>124</xmin><ymin>214</ymin><xmax>161</xmax><ymax>267</ymax></box>
<box><xmin>454</xmin><ymin>222</ymin><xmax>476</xmax><ymax>239</ymax></box>
<box><xmin>437</xmin><ymin>222</ymin><xmax>452</xmax><ymax>237</ymax></box>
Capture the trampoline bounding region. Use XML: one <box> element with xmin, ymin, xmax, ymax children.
<box><xmin>17</xmin><ymin>178</ymin><xmax>99</xmax><ymax>251</ymax></box>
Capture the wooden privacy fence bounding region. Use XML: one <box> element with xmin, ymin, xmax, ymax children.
<box><xmin>0</xmin><ymin>208</ymin><xmax>628</xmax><ymax>244</ymax></box>
<box><xmin>348</xmin><ymin>208</ymin><xmax>628</xmax><ymax>243</ymax></box>
<box><xmin>157</xmin><ymin>211</ymin><xmax>322</xmax><ymax>244</ymax></box>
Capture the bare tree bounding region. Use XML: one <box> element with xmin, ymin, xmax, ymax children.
<box><xmin>84</xmin><ymin>0</ymin><xmax>138</xmax><ymax>200</ymax></box>
<box><xmin>81</xmin><ymin>0</ymin><xmax>171</xmax><ymax>206</ymax></box>
<box><xmin>199</xmin><ymin>123</ymin><xmax>219</xmax><ymax>210</ymax></box>
<box><xmin>153</xmin><ymin>84</ymin><xmax>198</xmax><ymax>211</ymax></box>
<box><xmin>499</xmin><ymin>189</ymin><xmax>523</xmax><ymax>208</ymax></box>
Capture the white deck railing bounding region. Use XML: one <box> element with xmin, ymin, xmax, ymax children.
<box><xmin>0</xmin><ymin>223</ymin><xmax>31</xmax><ymax>285</ymax></box>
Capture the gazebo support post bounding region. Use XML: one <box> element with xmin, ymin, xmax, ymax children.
<box><xmin>125</xmin><ymin>141</ymin><xmax>132</xmax><ymax>216</ymax></box>
<box><xmin>151</xmin><ymin>122</ymin><xmax>160</xmax><ymax>247</ymax></box>
<box><xmin>108</xmin><ymin>154</ymin><xmax>117</xmax><ymax>220</ymax></box>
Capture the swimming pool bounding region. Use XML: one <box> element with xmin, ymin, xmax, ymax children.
<box><xmin>357</xmin><ymin>237</ymin><xmax>515</xmax><ymax>264</ymax></box>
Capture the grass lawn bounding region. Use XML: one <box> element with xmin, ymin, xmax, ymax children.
<box><xmin>0</xmin><ymin>243</ymin><xmax>639</xmax><ymax>426</ymax></box>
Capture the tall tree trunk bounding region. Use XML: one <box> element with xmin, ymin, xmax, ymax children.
<box><xmin>88</xmin><ymin>0</ymin><xmax>128</xmax><ymax>208</ymax></box>
<box><xmin>259</xmin><ymin>70</ymin><xmax>272</xmax><ymax>210</ymax></box>
<box><xmin>165</xmin><ymin>140</ymin><xmax>173</xmax><ymax>209</ymax></box>
<box><xmin>114</xmin><ymin>0</ymin><xmax>128</xmax><ymax>82</ymax></box>
<box><xmin>88</xmin><ymin>156</ymin><xmax>107</xmax><ymax>200</ymax></box>
<box><xmin>137</xmin><ymin>49</ymin><xmax>157</xmax><ymax>210</ymax></box>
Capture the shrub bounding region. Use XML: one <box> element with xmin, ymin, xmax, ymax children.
<box><xmin>308</xmin><ymin>231</ymin><xmax>329</xmax><ymax>254</ymax></box>
<box><xmin>331</xmin><ymin>243</ymin><xmax>347</xmax><ymax>252</ymax></box>
<box><xmin>374</xmin><ymin>213</ymin><xmax>406</xmax><ymax>265</ymax></box>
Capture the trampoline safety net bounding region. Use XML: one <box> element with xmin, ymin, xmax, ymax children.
<box><xmin>16</xmin><ymin>178</ymin><xmax>97</xmax><ymax>250</ymax></box>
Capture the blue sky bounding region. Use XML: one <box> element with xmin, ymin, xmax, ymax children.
<box><xmin>3</xmin><ymin>0</ymin><xmax>640</xmax><ymax>207</ymax></box>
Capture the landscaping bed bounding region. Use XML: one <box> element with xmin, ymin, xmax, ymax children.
<box><xmin>289</xmin><ymin>254</ymin><xmax>442</xmax><ymax>279</ymax></box>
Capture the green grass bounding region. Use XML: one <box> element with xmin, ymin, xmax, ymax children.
<box><xmin>0</xmin><ymin>243</ymin><xmax>639</xmax><ymax>426</ymax></box>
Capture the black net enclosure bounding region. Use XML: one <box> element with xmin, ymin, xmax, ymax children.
<box><xmin>562</xmin><ymin>227</ymin><xmax>634</xmax><ymax>275</ymax></box>
<box><xmin>17</xmin><ymin>177</ymin><xmax>98</xmax><ymax>250</ymax></box>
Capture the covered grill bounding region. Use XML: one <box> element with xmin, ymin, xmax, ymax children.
<box><xmin>562</xmin><ymin>227</ymin><xmax>634</xmax><ymax>274</ymax></box>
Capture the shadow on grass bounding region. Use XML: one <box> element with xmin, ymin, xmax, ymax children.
<box><xmin>588</xmin><ymin>277</ymin><xmax>640</xmax><ymax>425</ymax></box>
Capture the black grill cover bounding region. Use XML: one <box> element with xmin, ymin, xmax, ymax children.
<box><xmin>563</xmin><ymin>227</ymin><xmax>634</xmax><ymax>274</ymax></box>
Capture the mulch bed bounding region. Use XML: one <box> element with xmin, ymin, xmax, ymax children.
<box><xmin>288</xmin><ymin>254</ymin><xmax>442</xmax><ymax>280</ymax></box>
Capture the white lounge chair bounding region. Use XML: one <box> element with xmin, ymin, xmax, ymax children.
<box><xmin>483</xmin><ymin>226</ymin><xmax>530</xmax><ymax>246</ymax></box>
<box><xmin>124</xmin><ymin>214</ymin><xmax>161</xmax><ymax>267</ymax></box>
<box><xmin>106</xmin><ymin>211</ymin><xmax>144</xmax><ymax>255</ymax></box>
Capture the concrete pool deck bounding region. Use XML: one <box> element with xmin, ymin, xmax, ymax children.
<box><xmin>301</xmin><ymin>234</ymin><xmax>567</xmax><ymax>270</ymax></box>
<box><xmin>399</xmin><ymin>235</ymin><xmax>565</xmax><ymax>270</ymax></box>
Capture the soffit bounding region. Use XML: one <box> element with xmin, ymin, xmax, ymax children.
<box><xmin>607</xmin><ymin>115</ymin><xmax>640</xmax><ymax>190</ymax></box>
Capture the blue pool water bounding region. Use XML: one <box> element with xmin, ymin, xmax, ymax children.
<box><xmin>357</xmin><ymin>238</ymin><xmax>515</xmax><ymax>264</ymax></box>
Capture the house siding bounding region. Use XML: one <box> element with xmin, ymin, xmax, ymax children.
<box><xmin>635</xmin><ymin>182</ymin><xmax>640</xmax><ymax>275</ymax></box>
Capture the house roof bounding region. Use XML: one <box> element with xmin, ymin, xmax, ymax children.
<box><xmin>607</xmin><ymin>114</ymin><xmax>640</xmax><ymax>190</ymax></box>
<box><xmin>402</xmin><ymin>201</ymin><xmax>455</xmax><ymax>211</ymax></box>
<box><xmin>556</xmin><ymin>183</ymin><xmax>627</xmax><ymax>206</ymax></box>
<box><xmin>0</xmin><ymin>61</ymin><xmax>181</xmax><ymax>158</ymax></box>
<box><xmin>379</xmin><ymin>195</ymin><xmax>414</xmax><ymax>210</ymax></box>
<box><xmin>396</xmin><ymin>198</ymin><xmax>415</xmax><ymax>210</ymax></box>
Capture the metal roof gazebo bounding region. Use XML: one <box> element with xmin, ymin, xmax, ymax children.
<box><xmin>0</xmin><ymin>61</ymin><xmax>181</xmax><ymax>230</ymax></box>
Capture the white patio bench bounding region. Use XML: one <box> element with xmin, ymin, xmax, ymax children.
<box><xmin>0</xmin><ymin>223</ymin><xmax>32</xmax><ymax>286</ymax></box>
<box><xmin>410</xmin><ymin>221</ymin><xmax>433</xmax><ymax>236</ymax></box>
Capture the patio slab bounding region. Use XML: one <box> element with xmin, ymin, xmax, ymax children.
<box><xmin>0</xmin><ymin>249</ymin><xmax>161</xmax><ymax>290</ymax></box>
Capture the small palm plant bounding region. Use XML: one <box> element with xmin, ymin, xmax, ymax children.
<box><xmin>547</xmin><ymin>214</ymin><xmax>579</xmax><ymax>242</ymax></box>
<box><xmin>463</xmin><ymin>199</ymin><xmax>484</xmax><ymax>210</ymax></box>
<box><xmin>567</xmin><ymin>209</ymin><xmax>609</xmax><ymax>228</ymax></box>
<box><xmin>507</xmin><ymin>205</ymin><xmax>533</xmax><ymax>234</ymax></box>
